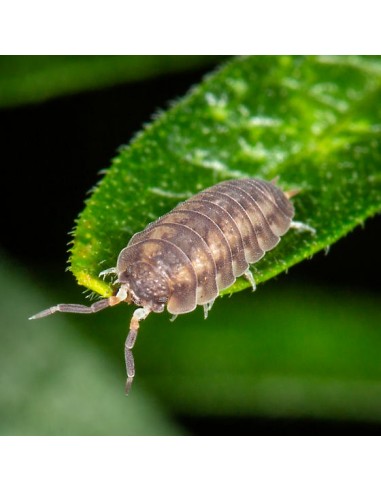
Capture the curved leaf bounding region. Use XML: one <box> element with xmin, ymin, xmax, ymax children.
<box><xmin>70</xmin><ymin>55</ymin><xmax>381</xmax><ymax>299</ymax></box>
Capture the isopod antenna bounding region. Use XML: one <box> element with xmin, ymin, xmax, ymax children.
<box><xmin>29</xmin><ymin>298</ymin><xmax>112</xmax><ymax>318</ymax></box>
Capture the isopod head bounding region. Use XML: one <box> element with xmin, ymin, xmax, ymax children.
<box><xmin>118</xmin><ymin>261</ymin><xmax>170</xmax><ymax>313</ymax></box>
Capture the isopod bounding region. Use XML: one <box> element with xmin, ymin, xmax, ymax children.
<box><xmin>30</xmin><ymin>178</ymin><xmax>315</xmax><ymax>393</ymax></box>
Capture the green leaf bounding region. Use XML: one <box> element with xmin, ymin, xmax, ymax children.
<box><xmin>70</xmin><ymin>55</ymin><xmax>381</xmax><ymax>299</ymax></box>
<box><xmin>0</xmin><ymin>55</ymin><xmax>223</xmax><ymax>107</ymax></box>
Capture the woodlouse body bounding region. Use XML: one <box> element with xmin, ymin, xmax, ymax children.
<box><xmin>122</xmin><ymin>178</ymin><xmax>294</xmax><ymax>315</ymax></box>
<box><xmin>30</xmin><ymin>178</ymin><xmax>312</xmax><ymax>393</ymax></box>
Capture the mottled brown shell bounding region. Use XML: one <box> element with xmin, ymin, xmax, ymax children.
<box><xmin>116</xmin><ymin>178</ymin><xmax>294</xmax><ymax>315</ymax></box>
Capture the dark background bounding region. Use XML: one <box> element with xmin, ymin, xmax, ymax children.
<box><xmin>1</xmin><ymin>59</ymin><xmax>380</xmax><ymax>435</ymax></box>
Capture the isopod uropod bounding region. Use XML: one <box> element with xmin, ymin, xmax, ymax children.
<box><xmin>30</xmin><ymin>178</ymin><xmax>315</xmax><ymax>393</ymax></box>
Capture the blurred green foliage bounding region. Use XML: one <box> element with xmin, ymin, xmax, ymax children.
<box><xmin>0</xmin><ymin>254</ymin><xmax>183</xmax><ymax>435</ymax></box>
<box><xmin>0</xmin><ymin>55</ymin><xmax>223</xmax><ymax>107</ymax></box>
<box><xmin>138</xmin><ymin>284</ymin><xmax>381</xmax><ymax>422</ymax></box>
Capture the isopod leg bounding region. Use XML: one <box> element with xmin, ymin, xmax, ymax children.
<box><xmin>98</xmin><ymin>267</ymin><xmax>117</xmax><ymax>279</ymax></box>
<box><xmin>243</xmin><ymin>268</ymin><xmax>256</xmax><ymax>292</ymax></box>
<box><xmin>290</xmin><ymin>221</ymin><xmax>316</xmax><ymax>235</ymax></box>
<box><xmin>124</xmin><ymin>306</ymin><xmax>151</xmax><ymax>395</ymax></box>
<box><xmin>203</xmin><ymin>300</ymin><xmax>215</xmax><ymax>320</ymax></box>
